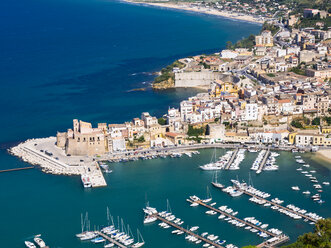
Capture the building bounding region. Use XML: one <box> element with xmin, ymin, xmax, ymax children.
<box><xmin>57</xmin><ymin>119</ymin><xmax>108</xmax><ymax>156</ymax></box>
<box><xmin>255</xmin><ymin>30</ymin><xmax>273</xmax><ymax>47</ymax></box>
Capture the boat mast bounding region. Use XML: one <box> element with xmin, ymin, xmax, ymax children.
<box><xmin>166</xmin><ymin>199</ymin><xmax>172</xmax><ymax>213</ymax></box>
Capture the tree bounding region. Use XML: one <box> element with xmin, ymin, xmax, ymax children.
<box><xmin>137</xmin><ymin>136</ymin><xmax>145</xmax><ymax>142</ymax></box>
<box><xmin>226</xmin><ymin>41</ymin><xmax>233</xmax><ymax>49</ymax></box>
<box><xmin>312</xmin><ymin>117</ymin><xmax>320</xmax><ymax>126</ymax></box>
<box><xmin>158</xmin><ymin>117</ymin><xmax>166</xmax><ymax>125</ymax></box>
<box><xmin>291</xmin><ymin>120</ymin><xmax>303</xmax><ymax>129</ymax></box>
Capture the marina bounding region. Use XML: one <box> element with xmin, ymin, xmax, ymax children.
<box><xmin>187</xmin><ymin>196</ymin><xmax>288</xmax><ymax>243</ymax></box>
<box><xmin>224</xmin><ymin>149</ymin><xmax>239</xmax><ymax>170</ymax></box>
<box><xmin>143</xmin><ymin>206</ymin><xmax>227</xmax><ymax>248</ymax></box>
<box><xmin>229</xmin><ymin>180</ymin><xmax>323</xmax><ymax>223</ymax></box>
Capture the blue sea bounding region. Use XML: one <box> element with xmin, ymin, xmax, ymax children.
<box><xmin>1</xmin><ymin>0</ymin><xmax>330</xmax><ymax>248</ymax></box>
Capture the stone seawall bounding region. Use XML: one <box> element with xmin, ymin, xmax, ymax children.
<box><xmin>175</xmin><ymin>71</ymin><xmax>239</xmax><ymax>87</ymax></box>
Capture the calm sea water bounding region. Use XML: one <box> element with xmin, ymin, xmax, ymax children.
<box><xmin>1</xmin><ymin>0</ymin><xmax>330</xmax><ymax>247</ymax></box>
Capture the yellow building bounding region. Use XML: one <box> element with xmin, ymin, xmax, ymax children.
<box><xmin>288</xmin><ymin>132</ymin><xmax>297</xmax><ymax>145</ymax></box>
<box><xmin>321</xmin><ymin>126</ymin><xmax>331</xmax><ymax>134</ymax></box>
<box><xmin>212</xmin><ymin>80</ymin><xmax>239</xmax><ymax>97</ymax></box>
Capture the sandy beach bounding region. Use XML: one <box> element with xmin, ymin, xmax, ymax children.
<box><xmin>124</xmin><ymin>1</ymin><xmax>265</xmax><ymax>24</ymax></box>
<box><xmin>315</xmin><ymin>149</ymin><xmax>331</xmax><ymax>165</ymax></box>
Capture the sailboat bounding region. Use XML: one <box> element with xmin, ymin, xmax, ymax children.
<box><xmin>202</xmin><ymin>186</ymin><xmax>212</xmax><ymax>203</ymax></box>
<box><xmin>132</xmin><ymin>229</ymin><xmax>145</xmax><ymax>248</ymax></box>
<box><xmin>200</xmin><ymin>148</ymin><xmax>222</xmax><ymax>170</ymax></box>
<box><xmin>211</xmin><ymin>170</ymin><xmax>224</xmax><ymax>189</ymax></box>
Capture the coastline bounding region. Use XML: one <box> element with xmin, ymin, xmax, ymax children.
<box><xmin>314</xmin><ymin>149</ymin><xmax>331</xmax><ymax>167</ymax></box>
<box><xmin>123</xmin><ymin>0</ymin><xmax>265</xmax><ymax>24</ymax></box>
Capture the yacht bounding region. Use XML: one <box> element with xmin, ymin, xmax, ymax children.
<box><xmin>302</xmin><ymin>191</ymin><xmax>311</xmax><ymax>195</ymax></box>
<box><xmin>91</xmin><ymin>237</ymin><xmax>105</xmax><ymax>243</ymax></box>
<box><xmin>143</xmin><ymin>216</ymin><xmax>157</xmax><ymax>224</ymax></box>
<box><xmin>104</xmin><ymin>243</ymin><xmax>115</xmax><ymax>248</ymax></box>
<box><xmin>291</xmin><ymin>186</ymin><xmax>300</xmax><ymax>191</ymax></box>
<box><xmin>34</xmin><ymin>236</ymin><xmax>46</xmax><ymax>248</ymax></box>
<box><xmin>211</xmin><ymin>171</ymin><xmax>224</xmax><ymax>189</ymax></box>
<box><xmin>25</xmin><ymin>241</ymin><xmax>36</xmax><ymax>248</ymax></box>
<box><xmin>322</xmin><ymin>182</ymin><xmax>330</xmax><ymax>186</ymax></box>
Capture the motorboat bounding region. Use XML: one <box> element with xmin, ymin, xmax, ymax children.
<box><xmin>25</xmin><ymin>241</ymin><xmax>36</xmax><ymax>248</ymax></box>
<box><xmin>34</xmin><ymin>236</ymin><xmax>46</xmax><ymax>248</ymax></box>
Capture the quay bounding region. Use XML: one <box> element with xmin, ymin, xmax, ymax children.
<box><xmin>0</xmin><ymin>166</ymin><xmax>34</xmax><ymax>173</ymax></box>
<box><xmin>256</xmin><ymin>235</ymin><xmax>290</xmax><ymax>248</ymax></box>
<box><xmin>232</xmin><ymin>186</ymin><xmax>318</xmax><ymax>223</ymax></box>
<box><xmin>224</xmin><ymin>148</ymin><xmax>239</xmax><ymax>170</ymax></box>
<box><xmin>188</xmin><ymin>199</ymin><xmax>276</xmax><ymax>237</ymax></box>
<box><xmin>95</xmin><ymin>231</ymin><xmax>127</xmax><ymax>248</ymax></box>
<box><xmin>257</xmin><ymin>148</ymin><xmax>270</xmax><ymax>173</ymax></box>
<box><xmin>150</xmin><ymin>213</ymin><xmax>224</xmax><ymax>248</ymax></box>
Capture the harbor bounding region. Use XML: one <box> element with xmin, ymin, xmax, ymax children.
<box><xmin>224</xmin><ymin>149</ymin><xmax>239</xmax><ymax>170</ymax></box>
<box><xmin>187</xmin><ymin>196</ymin><xmax>290</xmax><ymax>246</ymax></box>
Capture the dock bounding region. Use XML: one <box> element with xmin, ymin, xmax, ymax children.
<box><xmin>0</xmin><ymin>166</ymin><xmax>34</xmax><ymax>173</ymax></box>
<box><xmin>150</xmin><ymin>213</ymin><xmax>224</xmax><ymax>248</ymax></box>
<box><xmin>96</xmin><ymin>231</ymin><xmax>127</xmax><ymax>248</ymax></box>
<box><xmin>233</xmin><ymin>186</ymin><xmax>318</xmax><ymax>223</ymax></box>
<box><xmin>188</xmin><ymin>199</ymin><xmax>276</xmax><ymax>237</ymax></box>
<box><xmin>224</xmin><ymin>148</ymin><xmax>239</xmax><ymax>170</ymax></box>
<box><xmin>257</xmin><ymin>148</ymin><xmax>270</xmax><ymax>173</ymax></box>
<box><xmin>256</xmin><ymin>234</ymin><xmax>290</xmax><ymax>247</ymax></box>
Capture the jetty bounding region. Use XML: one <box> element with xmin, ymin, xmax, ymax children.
<box><xmin>233</xmin><ymin>186</ymin><xmax>318</xmax><ymax>223</ymax></box>
<box><xmin>188</xmin><ymin>199</ymin><xmax>276</xmax><ymax>237</ymax></box>
<box><xmin>0</xmin><ymin>166</ymin><xmax>34</xmax><ymax>173</ymax></box>
<box><xmin>95</xmin><ymin>231</ymin><xmax>127</xmax><ymax>248</ymax></box>
<box><xmin>224</xmin><ymin>148</ymin><xmax>239</xmax><ymax>170</ymax></box>
<box><xmin>256</xmin><ymin>148</ymin><xmax>270</xmax><ymax>173</ymax></box>
<box><xmin>150</xmin><ymin>213</ymin><xmax>224</xmax><ymax>248</ymax></box>
<box><xmin>257</xmin><ymin>235</ymin><xmax>290</xmax><ymax>248</ymax></box>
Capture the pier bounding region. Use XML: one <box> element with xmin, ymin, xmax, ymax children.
<box><xmin>257</xmin><ymin>235</ymin><xmax>290</xmax><ymax>248</ymax></box>
<box><xmin>256</xmin><ymin>148</ymin><xmax>270</xmax><ymax>173</ymax></box>
<box><xmin>0</xmin><ymin>166</ymin><xmax>34</xmax><ymax>173</ymax></box>
<box><xmin>150</xmin><ymin>213</ymin><xmax>224</xmax><ymax>248</ymax></box>
<box><xmin>95</xmin><ymin>231</ymin><xmax>127</xmax><ymax>248</ymax></box>
<box><xmin>232</xmin><ymin>186</ymin><xmax>318</xmax><ymax>223</ymax></box>
<box><xmin>188</xmin><ymin>199</ymin><xmax>276</xmax><ymax>237</ymax></box>
<box><xmin>224</xmin><ymin>148</ymin><xmax>239</xmax><ymax>170</ymax></box>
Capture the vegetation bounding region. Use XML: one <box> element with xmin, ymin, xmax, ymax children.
<box><xmin>283</xmin><ymin>218</ymin><xmax>331</xmax><ymax>248</ymax></box>
<box><xmin>137</xmin><ymin>135</ymin><xmax>145</xmax><ymax>143</ymax></box>
<box><xmin>312</xmin><ymin>117</ymin><xmax>320</xmax><ymax>126</ymax></box>
<box><xmin>226</xmin><ymin>34</ymin><xmax>256</xmax><ymax>50</ymax></box>
<box><xmin>153</xmin><ymin>60</ymin><xmax>185</xmax><ymax>85</ymax></box>
<box><xmin>187</xmin><ymin>125</ymin><xmax>205</xmax><ymax>143</ymax></box>
<box><xmin>158</xmin><ymin>117</ymin><xmax>167</xmax><ymax>125</ymax></box>
<box><xmin>289</xmin><ymin>66</ymin><xmax>305</xmax><ymax>76</ymax></box>
<box><xmin>267</xmin><ymin>73</ymin><xmax>276</xmax><ymax>77</ymax></box>
<box><xmin>291</xmin><ymin>120</ymin><xmax>303</xmax><ymax>128</ymax></box>
<box><xmin>262</xmin><ymin>22</ymin><xmax>280</xmax><ymax>35</ymax></box>
<box><xmin>323</xmin><ymin>116</ymin><xmax>331</xmax><ymax>125</ymax></box>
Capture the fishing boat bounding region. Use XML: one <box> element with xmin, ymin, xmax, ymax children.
<box><xmin>81</xmin><ymin>174</ymin><xmax>92</xmax><ymax>188</ymax></box>
<box><xmin>24</xmin><ymin>241</ymin><xmax>36</xmax><ymax>248</ymax></box>
<box><xmin>211</xmin><ymin>170</ymin><xmax>224</xmax><ymax>189</ymax></box>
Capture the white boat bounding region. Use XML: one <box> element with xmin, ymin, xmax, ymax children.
<box><xmin>34</xmin><ymin>236</ymin><xmax>46</xmax><ymax>248</ymax></box>
<box><xmin>81</xmin><ymin>174</ymin><xmax>92</xmax><ymax>188</ymax></box>
<box><xmin>322</xmin><ymin>182</ymin><xmax>330</xmax><ymax>186</ymax></box>
<box><xmin>202</xmin><ymin>186</ymin><xmax>212</xmax><ymax>203</ymax></box>
<box><xmin>291</xmin><ymin>186</ymin><xmax>300</xmax><ymax>191</ymax></box>
<box><xmin>144</xmin><ymin>216</ymin><xmax>157</xmax><ymax>224</ymax></box>
<box><xmin>211</xmin><ymin>170</ymin><xmax>224</xmax><ymax>189</ymax></box>
<box><xmin>104</xmin><ymin>243</ymin><xmax>115</xmax><ymax>248</ymax></box>
<box><xmin>132</xmin><ymin>229</ymin><xmax>145</xmax><ymax>248</ymax></box>
<box><xmin>302</xmin><ymin>191</ymin><xmax>311</xmax><ymax>195</ymax></box>
<box><xmin>25</xmin><ymin>241</ymin><xmax>36</xmax><ymax>248</ymax></box>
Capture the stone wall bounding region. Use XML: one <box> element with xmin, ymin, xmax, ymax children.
<box><xmin>175</xmin><ymin>71</ymin><xmax>239</xmax><ymax>87</ymax></box>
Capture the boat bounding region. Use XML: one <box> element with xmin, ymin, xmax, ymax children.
<box><xmin>104</xmin><ymin>243</ymin><xmax>115</xmax><ymax>248</ymax></box>
<box><xmin>25</xmin><ymin>241</ymin><xmax>36</xmax><ymax>248</ymax></box>
<box><xmin>302</xmin><ymin>191</ymin><xmax>311</xmax><ymax>195</ymax></box>
<box><xmin>291</xmin><ymin>186</ymin><xmax>300</xmax><ymax>191</ymax></box>
<box><xmin>211</xmin><ymin>170</ymin><xmax>224</xmax><ymax>189</ymax></box>
<box><xmin>143</xmin><ymin>215</ymin><xmax>157</xmax><ymax>224</ymax></box>
<box><xmin>34</xmin><ymin>236</ymin><xmax>46</xmax><ymax>248</ymax></box>
<box><xmin>91</xmin><ymin>237</ymin><xmax>105</xmax><ymax>243</ymax></box>
<box><xmin>81</xmin><ymin>174</ymin><xmax>92</xmax><ymax>188</ymax></box>
<box><xmin>132</xmin><ymin>229</ymin><xmax>145</xmax><ymax>248</ymax></box>
<box><xmin>322</xmin><ymin>182</ymin><xmax>330</xmax><ymax>186</ymax></box>
<box><xmin>202</xmin><ymin>186</ymin><xmax>212</xmax><ymax>203</ymax></box>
